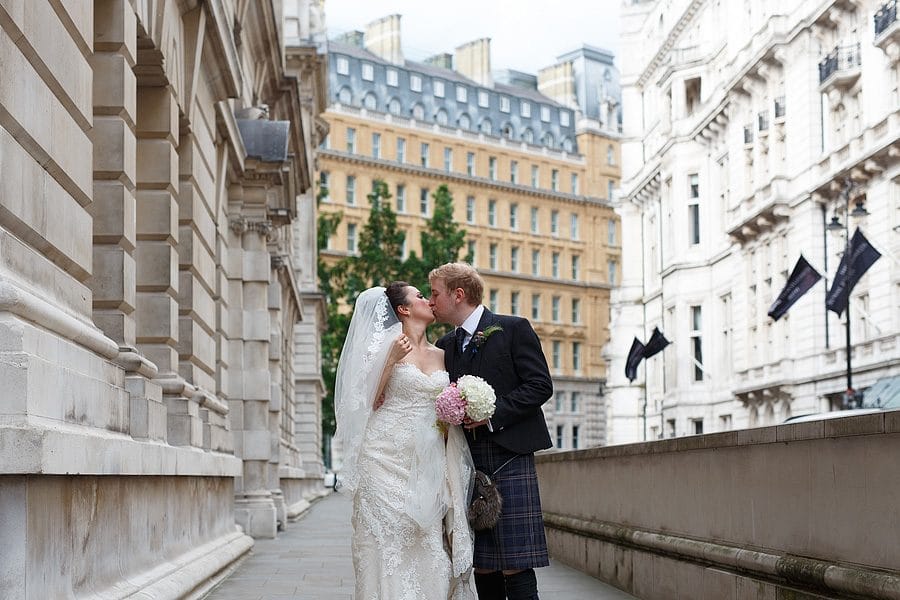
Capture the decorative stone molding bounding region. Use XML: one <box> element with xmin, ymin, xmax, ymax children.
<box><xmin>230</xmin><ymin>218</ymin><xmax>274</xmax><ymax>236</ymax></box>
<box><xmin>0</xmin><ymin>275</ymin><xmax>119</xmax><ymax>360</ymax></box>
<box><xmin>114</xmin><ymin>346</ymin><xmax>160</xmax><ymax>379</ymax></box>
<box><xmin>543</xmin><ymin>512</ymin><xmax>900</xmax><ymax>600</ymax></box>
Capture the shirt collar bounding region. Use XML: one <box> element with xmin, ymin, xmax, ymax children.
<box><xmin>459</xmin><ymin>305</ymin><xmax>485</xmax><ymax>337</ymax></box>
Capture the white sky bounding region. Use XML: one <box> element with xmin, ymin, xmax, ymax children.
<box><xmin>325</xmin><ymin>0</ymin><xmax>621</xmax><ymax>74</ymax></box>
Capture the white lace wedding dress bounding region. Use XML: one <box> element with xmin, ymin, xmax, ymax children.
<box><xmin>351</xmin><ymin>363</ymin><xmax>474</xmax><ymax>600</ymax></box>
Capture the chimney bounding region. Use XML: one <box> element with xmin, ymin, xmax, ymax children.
<box><xmin>335</xmin><ymin>30</ymin><xmax>364</xmax><ymax>47</ymax></box>
<box><xmin>455</xmin><ymin>38</ymin><xmax>492</xmax><ymax>86</ymax></box>
<box><xmin>364</xmin><ymin>14</ymin><xmax>403</xmax><ymax>65</ymax></box>
<box><xmin>538</xmin><ymin>62</ymin><xmax>577</xmax><ymax>109</ymax></box>
<box><xmin>424</xmin><ymin>53</ymin><xmax>453</xmax><ymax>70</ymax></box>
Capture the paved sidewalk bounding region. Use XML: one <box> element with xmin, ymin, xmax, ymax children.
<box><xmin>206</xmin><ymin>492</ymin><xmax>635</xmax><ymax>600</ymax></box>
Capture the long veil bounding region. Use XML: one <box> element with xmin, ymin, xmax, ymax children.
<box><xmin>333</xmin><ymin>287</ymin><xmax>402</xmax><ymax>497</ymax></box>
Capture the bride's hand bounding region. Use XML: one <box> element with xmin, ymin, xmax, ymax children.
<box><xmin>388</xmin><ymin>334</ymin><xmax>413</xmax><ymax>364</ymax></box>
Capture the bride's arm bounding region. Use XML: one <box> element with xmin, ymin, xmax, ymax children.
<box><xmin>372</xmin><ymin>335</ymin><xmax>410</xmax><ymax>409</ymax></box>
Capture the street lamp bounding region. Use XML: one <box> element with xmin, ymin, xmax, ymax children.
<box><xmin>826</xmin><ymin>179</ymin><xmax>868</xmax><ymax>409</ymax></box>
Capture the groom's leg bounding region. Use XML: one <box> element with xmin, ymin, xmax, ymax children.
<box><xmin>474</xmin><ymin>569</ymin><xmax>506</xmax><ymax>600</ymax></box>
<box><xmin>503</xmin><ymin>568</ymin><xmax>538</xmax><ymax>600</ymax></box>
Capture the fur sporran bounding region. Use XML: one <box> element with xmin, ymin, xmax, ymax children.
<box><xmin>468</xmin><ymin>470</ymin><xmax>503</xmax><ymax>531</ymax></box>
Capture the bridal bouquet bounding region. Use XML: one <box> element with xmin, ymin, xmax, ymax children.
<box><xmin>435</xmin><ymin>375</ymin><xmax>496</xmax><ymax>427</ymax></box>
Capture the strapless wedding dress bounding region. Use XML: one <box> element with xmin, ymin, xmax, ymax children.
<box><xmin>351</xmin><ymin>363</ymin><xmax>474</xmax><ymax>600</ymax></box>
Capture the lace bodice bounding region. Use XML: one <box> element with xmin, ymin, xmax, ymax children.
<box><xmin>384</xmin><ymin>363</ymin><xmax>449</xmax><ymax>409</ymax></box>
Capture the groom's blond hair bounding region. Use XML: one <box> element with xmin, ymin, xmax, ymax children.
<box><xmin>429</xmin><ymin>262</ymin><xmax>483</xmax><ymax>305</ymax></box>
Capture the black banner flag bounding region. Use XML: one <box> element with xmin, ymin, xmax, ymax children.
<box><xmin>624</xmin><ymin>337</ymin><xmax>645</xmax><ymax>382</ymax></box>
<box><xmin>826</xmin><ymin>228</ymin><xmax>881</xmax><ymax>315</ymax></box>
<box><xmin>767</xmin><ymin>255</ymin><xmax>822</xmax><ymax>321</ymax></box>
<box><xmin>642</xmin><ymin>327</ymin><xmax>670</xmax><ymax>359</ymax></box>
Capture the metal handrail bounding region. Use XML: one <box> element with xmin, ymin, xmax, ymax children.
<box><xmin>818</xmin><ymin>43</ymin><xmax>862</xmax><ymax>84</ymax></box>
<box><xmin>875</xmin><ymin>0</ymin><xmax>898</xmax><ymax>37</ymax></box>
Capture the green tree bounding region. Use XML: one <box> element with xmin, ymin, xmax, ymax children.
<box><xmin>406</xmin><ymin>184</ymin><xmax>469</xmax><ymax>291</ymax></box>
<box><xmin>344</xmin><ymin>180</ymin><xmax>406</xmax><ymax>294</ymax></box>
<box><xmin>316</xmin><ymin>183</ymin><xmax>345</xmax><ymax>452</ymax></box>
<box><xmin>406</xmin><ymin>184</ymin><xmax>469</xmax><ymax>339</ymax></box>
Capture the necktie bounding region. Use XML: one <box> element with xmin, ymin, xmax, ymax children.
<box><xmin>455</xmin><ymin>327</ymin><xmax>468</xmax><ymax>354</ymax></box>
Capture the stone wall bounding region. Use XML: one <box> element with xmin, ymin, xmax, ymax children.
<box><xmin>0</xmin><ymin>0</ymin><xmax>327</xmax><ymax>596</ymax></box>
<box><xmin>536</xmin><ymin>411</ymin><xmax>900</xmax><ymax>599</ymax></box>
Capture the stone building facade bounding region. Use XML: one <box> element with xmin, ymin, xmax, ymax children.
<box><xmin>0</xmin><ymin>0</ymin><xmax>327</xmax><ymax>597</ymax></box>
<box><xmin>319</xmin><ymin>15</ymin><xmax>622</xmax><ymax>450</ymax></box>
<box><xmin>606</xmin><ymin>0</ymin><xmax>900</xmax><ymax>444</ymax></box>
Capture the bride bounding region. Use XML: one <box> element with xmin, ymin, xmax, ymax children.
<box><xmin>335</xmin><ymin>282</ymin><xmax>475</xmax><ymax>599</ymax></box>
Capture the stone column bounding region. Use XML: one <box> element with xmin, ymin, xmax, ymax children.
<box><xmin>136</xmin><ymin>85</ymin><xmax>199</xmax><ymax>445</ymax></box>
<box><xmin>229</xmin><ymin>203</ymin><xmax>278</xmax><ymax>538</ymax></box>
<box><xmin>178</xmin><ymin>132</ymin><xmax>231</xmax><ymax>452</ymax></box>
<box><xmin>91</xmin><ymin>0</ymin><xmax>137</xmax><ymax>348</ymax></box>
<box><xmin>267</xmin><ymin>260</ymin><xmax>288</xmax><ymax>528</ymax></box>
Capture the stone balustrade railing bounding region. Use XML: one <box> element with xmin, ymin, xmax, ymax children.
<box><xmin>536</xmin><ymin>410</ymin><xmax>900</xmax><ymax>599</ymax></box>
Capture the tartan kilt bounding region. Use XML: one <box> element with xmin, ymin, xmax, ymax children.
<box><xmin>467</xmin><ymin>434</ymin><xmax>550</xmax><ymax>571</ymax></box>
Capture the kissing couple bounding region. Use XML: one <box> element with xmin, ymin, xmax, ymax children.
<box><xmin>334</xmin><ymin>262</ymin><xmax>554</xmax><ymax>599</ymax></box>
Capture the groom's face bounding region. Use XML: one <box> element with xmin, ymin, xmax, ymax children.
<box><xmin>428</xmin><ymin>279</ymin><xmax>455</xmax><ymax>324</ymax></box>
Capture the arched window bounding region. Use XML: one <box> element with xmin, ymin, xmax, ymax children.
<box><xmin>435</xmin><ymin>108</ymin><xmax>449</xmax><ymax>126</ymax></box>
<box><xmin>541</xmin><ymin>132</ymin><xmax>554</xmax><ymax>147</ymax></box>
<box><xmin>412</xmin><ymin>103</ymin><xmax>425</xmax><ymax>120</ymax></box>
<box><xmin>562</xmin><ymin>138</ymin><xmax>574</xmax><ymax>153</ymax></box>
<box><xmin>338</xmin><ymin>86</ymin><xmax>352</xmax><ymax>105</ymax></box>
<box><xmin>458</xmin><ymin>113</ymin><xmax>471</xmax><ymax>130</ymax></box>
<box><xmin>522</xmin><ymin>128</ymin><xmax>534</xmax><ymax>144</ymax></box>
<box><xmin>480</xmin><ymin>118</ymin><xmax>493</xmax><ymax>135</ymax></box>
<box><xmin>388</xmin><ymin>97</ymin><xmax>402</xmax><ymax>115</ymax></box>
<box><xmin>363</xmin><ymin>92</ymin><xmax>377</xmax><ymax>110</ymax></box>
<box><xmin>501</xmin><ymin>123</ymin><xmax>514</xmax><ymax>139</ymax></box>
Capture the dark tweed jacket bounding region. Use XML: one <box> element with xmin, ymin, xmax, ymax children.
<box><xmin>437</xmin><ymin>308</ymin><xmax>553</xmax><ymax>454</ymax></box>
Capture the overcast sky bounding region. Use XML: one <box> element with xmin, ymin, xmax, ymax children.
<box><xmin>325</xmin><ymin>0</ymin><xmax>621</xmax><ymax>74</ymax></box>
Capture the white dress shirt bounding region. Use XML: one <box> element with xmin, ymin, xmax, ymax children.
<box><xmin>456</xmin><ymin>305</ymin><xmax>497</xmax><ymax>430</ymax></box>
<box><xmin>456</xmin><ymin>305</ymin><xmax>485</xmax><ymax>351</ymax></box>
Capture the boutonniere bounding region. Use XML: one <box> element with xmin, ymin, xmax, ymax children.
<box><xmin>470</xmin><ymin>324</ymin><xmax>503</xmax><ymax>352</ymax></box>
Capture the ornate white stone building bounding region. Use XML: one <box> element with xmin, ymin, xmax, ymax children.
<box><xmin>0</xmin><ymin>0</ymin><xmax>327</xmax><ymax>597</ymax></box>
<box><xmin>606</xmin><ymin>0</ymin><xmax>900</xmax><ymax>444</ymax></box>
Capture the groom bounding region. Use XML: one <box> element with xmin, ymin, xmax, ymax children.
<box><xmin>429</xmin><ymin>262</ymin><xmax>553</xmax><ymax>600</ymax></box>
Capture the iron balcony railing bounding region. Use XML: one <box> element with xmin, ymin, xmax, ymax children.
<box><xmin>875</xmin><ymin>0</ymin><xmax>897</xmax><ymax>37</ymax></box>
<box><xmin>818</xmin><ymin>43</ymin><xmax>862</xmax><ymax>84</ymax></box>
<box><xmin>774</xmin><ymin>96</ymin><xmax>786</xmax><ymax>119</ymax></box>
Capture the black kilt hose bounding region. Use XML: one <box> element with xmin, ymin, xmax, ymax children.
<box><xmin>468</xmin><ymin>434</ymin><xmax>550</xmax><ymax>571</ymax></box>
<box><xmin>438</xmin><ymin>309</ymin><xmax>555</xmax><ymax>572</ymax></box>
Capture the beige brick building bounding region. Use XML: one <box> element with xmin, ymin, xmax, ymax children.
<box><xmin>0</xmin><ymin>0</ymin><xmax>328</xmax><ymax>596</ymax></box>
<box><xmin>319</xmin><ymin>17</ymin><xmax>622</xmax><ymax>449</ymax></box>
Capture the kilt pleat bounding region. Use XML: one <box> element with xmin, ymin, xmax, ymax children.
<box><xmin>468</xmin><ymin>435</ymin><xmax>550</xmax><ymax>571</ymax></box>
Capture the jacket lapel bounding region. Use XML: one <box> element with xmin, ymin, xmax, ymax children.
<box><xmin>468</xmin><ymin>309</ymin><xmax>498</xmax><ymax>375</ymax></box>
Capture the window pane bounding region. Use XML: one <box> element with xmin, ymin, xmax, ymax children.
<box><xmin>396</xmin><ymin>185</ymin><xmax>405</xmax><ymax>212</ymax></box>
<box><xmin>689</xmin><ymin>204</ymin><xmax>700</xmax><ymax>245</ymax></box>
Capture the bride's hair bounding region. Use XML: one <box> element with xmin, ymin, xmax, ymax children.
<box><xmin>385</xmin><ymin>281</ymin><xmax>411</xmax><ymax>316</ymax></box>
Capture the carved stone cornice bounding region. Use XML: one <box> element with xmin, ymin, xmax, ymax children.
<box><xmin>637</xmin><ymin>0</ymin><xmax>705</xmax><ymax>88</ymax></box>
<box><xmin>230</xmin><ymin>218</ymin><xmax>273</xmax><ymax>236</ymax></box>
<box><xmin>317</xmin><ymin>149</ymin><xmax>613</xmax><ymax>209</ymax></box>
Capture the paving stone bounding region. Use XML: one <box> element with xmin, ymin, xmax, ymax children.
<box><xmin>205</xmin><ymin>493</ymin><xmax>636</xmax><ymax>599</ymax></box>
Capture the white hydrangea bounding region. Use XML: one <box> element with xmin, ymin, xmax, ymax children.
<box><xmin>458</xmin><ymin>375</ymin><xmax>496</xmax><ymax>422</ymax></box>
